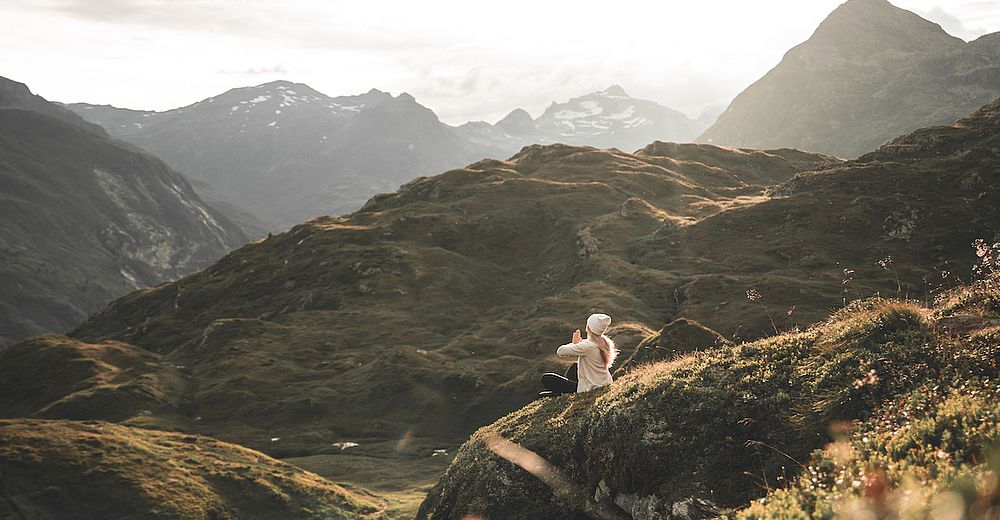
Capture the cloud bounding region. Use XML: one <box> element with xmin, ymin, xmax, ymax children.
<box><xmin>10</xmin><ymin>0</ymin><xmax>447</xmax><ymax>50</ymax></box>
<box><xmin>915</xmin><ymin>5</ymin><xmax>983</xmax><ymax>40</ymax></box>
<box><xmin>219</xmin><ymin>64</ymin><xmax>289</xmax><ymax>75</ymax></box>
<box><xmin>4</xmin><ymin>0</ymin><xmax>996</xmax><ymax>122</ymax></box>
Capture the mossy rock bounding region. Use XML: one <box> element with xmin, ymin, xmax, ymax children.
<box><xmin>419</xmin><ymin>298</ymin><xmax>947</xmax><ymax>519</ymax></box>
<box><xmin>616</xmin><ymin>318</ymin><xmax>731</xmax><ymax>375</ymax></box>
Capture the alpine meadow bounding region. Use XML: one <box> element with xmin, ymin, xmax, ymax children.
<box><xmin>1</xmin><ymin>0</ymin><xmax>1000</xmax><ymax>519</ymax></box>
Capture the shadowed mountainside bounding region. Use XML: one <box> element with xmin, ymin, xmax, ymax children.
<box><xmin>0</xmin><ymin>103</ymin><xmax>247</xmax><ymax>345</ymax></box>
<box><xmin>67</xmin><ymin>82</ymin><xmax>486</xmax><ymax>230</ymax></box>
<box><xmin>698</xmin><ymin>0</ymin><xmax>1000</xmax><ymax>157</ymax></box>
<box><xmin>0</xmin><ymin>76</ymin><xmax>108</xmax><ymax>136</ymax></box>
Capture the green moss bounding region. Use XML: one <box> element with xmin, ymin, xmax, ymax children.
<box><xmin>736</xmin><ymin>384</ymin><xmax>1000</xmax><ymax>519</ymax></box>
<box><xmin>934</xmin><ymin>273</ymin><xmax>1000</xmax><ymax>319</ymax></box>
<box><xmin>419</xmin><ymin>298</ymin><xmax>955</xmax><ymax>519</ymax></box>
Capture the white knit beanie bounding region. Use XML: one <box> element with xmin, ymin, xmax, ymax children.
<box><xmin>587</xmin><ymin>313</ymin><xmax>612</xmax><ymax>335</ymax></box>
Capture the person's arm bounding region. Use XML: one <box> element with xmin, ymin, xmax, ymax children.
<box><xmin>557</xmin><ymin>340</ymin><xmax>593</xmax><ymax>358</ymax></box>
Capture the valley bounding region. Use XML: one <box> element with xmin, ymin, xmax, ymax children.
<box><xmin>2</xmin><ymin>0</ymin><xmax>999</xmax><ymax>518</ymax></box>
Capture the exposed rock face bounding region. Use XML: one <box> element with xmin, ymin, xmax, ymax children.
<box><xmin>0</xmin><ymin>78</ymin><xmax>247</xmax><ymax>345</ymax></box>
<box><xmin>612</xmin><ymin>493</ymin><xmax>720</xmax><ymax>520</ymax></box>
<box><xmin>698</xmin><ymin>0</ymin><xmax>1000</xmax><ymax>157</ymax></box>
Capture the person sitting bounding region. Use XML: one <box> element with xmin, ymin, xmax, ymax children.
<box><xmin>538</xmin><ymin>313</ymin><xmax>617</xmax><ymax>398</ymax></box>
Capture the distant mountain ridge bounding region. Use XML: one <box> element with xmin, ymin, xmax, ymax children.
<box><xmin>0</xmin><ymin>77</ymin><xmax>247</xmax><ymax>345</ymax></box>
<box><xmin>457</xmin><ymin>85</ymin><xmax>709</xmax><ymax>157</ymax></box>
<box><xmin>698</xmin><ymin>0</ymin><xmax>1000</xmax><ymax>157</ymax></box>
<box><xmin>67</xmin><ymin>82</ymin><xmax>488</xmax><ymax>230</ymax></box>
<box><xmin>48</xmin><ymin>94</ymin><xmax>1000</xmax><ymax>460</ymax></box>
<box><xmin>67</xmin><ymin>83</ymin><xmax>711</xmax><ymax>231</ymax></box>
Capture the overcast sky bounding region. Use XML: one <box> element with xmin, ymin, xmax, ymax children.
<box><xmin>1</xmin><ymin>0</ymin><xmax>998</xmax><ymax>124</ymax></box>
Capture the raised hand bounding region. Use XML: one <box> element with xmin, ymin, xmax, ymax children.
<box><xmin>572</xmin><ymin>329</ymin><xmax>582</xmax><ymax>344</ymax></box>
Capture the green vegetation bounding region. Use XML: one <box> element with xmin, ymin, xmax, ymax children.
<box><xmin>615</xmin><ymin>317</ymin><xmax>731</xmax><ymax>375</ymax></box>
<box><xmin>288</xmin><ymin>446</ymin><xmax>453</xmax><ymax>519</ymax></box>
<box><xmin>737</xmin><ymin>276</ymin><xmax>1000</xmax><ymax>518</ymax></box>
<box><xmin>60</xmin><ymin>140</ymin><xmax>842</xmax><ymax>455</ymax></box>
<box><xmin>0</xmin><ymin>419</ymin><xmax>382</xmax><ymax>519</ymax></box>
<box><xmin>418</xmin><ymin>275</ymin><xmax>1000</xmax><ymax>519</ymax></box>
<box><xmin>60</xmin><ymin>96</ymin><xmax>1000</xmax><ymax>458</ymax></box>
<box><xmin>0</xmin><ymin>334</ymin><xmax>185</xmax><ymax>425</ymax></box>
<box><xmin>2</xmin><ymin>85</ymin><xmax>997</xmax><ymax>519</ymax></box>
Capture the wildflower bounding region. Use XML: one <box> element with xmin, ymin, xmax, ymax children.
<box><xmin>852</xmin><ymin>369</ymin><xmax>879</xmax><ymax>389</ymax></box>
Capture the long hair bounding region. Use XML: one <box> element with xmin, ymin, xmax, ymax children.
<box><xmin>587</xmin><ymin>327</ymin><xmax>618</xmax><ymax>368</ymax></box>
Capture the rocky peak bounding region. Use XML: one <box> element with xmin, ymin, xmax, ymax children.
<box><xmin>0</xmin><ymin>76</ymin><xmax>31</xmax><ymax>101</ymax></box>
<box><xmin>596</xmin><ymin>84</ymin><xmax>629</xmax><ymax>98</ymax></box>
<box><xmin>495</xmin><ymin>108</ymin><xmax>534</xmax><ymax>131</ymax></box>
<box><xmin>0</xmin><ymin>75</ymin><xmax>108</xmax><ymax>136</ymax></box>
<box><xmin>806</xmin><ymin>0</ymin><xmax>962</xmax><ymax>57</ymax></box>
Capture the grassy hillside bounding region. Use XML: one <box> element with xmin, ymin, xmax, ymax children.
<box><xmin>57</xmin><ymin>142</ymin><xmax>837</xmax><ymax>454</ymax></box>
<box><xmin>4</xmin><ymin>96</ymin><xmax>998</xmax><ymax>519</ymax></box>
<box><xmin>0</xmin><ymin>419</ymin><xmax>382</xmax><ymax>519</ymax></box>
<box><xmin>735</xmin><ymin>275</ymin><xmax>1000</xmax><ymax>518</ymax></box>
<box><xmin>417</xmin><ymin>275</ymin><xmax>1000</xmax><ymax>519</ymax></box>
<box><xmin>23</xmin><ymin>97</ymin><xmax>992</xmax><ymax>458</ymax></box>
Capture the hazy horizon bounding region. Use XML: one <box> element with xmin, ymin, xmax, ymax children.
<box><xmin>2</xmin><ymin>0</ymin><xmax>999</xmax><ymax>124</ymax></box>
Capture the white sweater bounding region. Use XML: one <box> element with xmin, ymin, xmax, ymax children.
<box><xmin>556</xmin><ymin>338</ymin><xmax>613</xmax><ymax>392</ymax></box>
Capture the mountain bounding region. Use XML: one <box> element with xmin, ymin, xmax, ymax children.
<box><xmin>2</xmin><ymin>141</ymin><xmax>826</xmax><ymax>450</ymax></box>
<box><xmin>0</xmin><ymin>76</ymin><xmax>108</xmax><ymax>136</ymax></box>
<box><xmin>67</xmin><ymin>81</ymin><xmax>485</xmax><ymax>230</ymax></box>
<box><xmin>698</xmin><ymin>0</ymin><xmax>1000</xmax><ymax>157</ymax></box>
<box><xmin>44</xmin><ymin>93</ymin><xmax>994</xmax><ymax>447</ymax></box>
<box><xmin>5</xmin><ymin>95</ymin><xmax>999</xmax><ymax>519</ymax></box>
<box><xmin>43</xmin><ymin>96</ymin><xmax>1000</xmax><ymax>458</ymax></box>
<box><xmin>0</xmin><ymin>78</ymin><xmax>248</xmax><ymax>345</ymax></box>
<box><xmin>186</xmin><ymin>177</ymin><xmax>271</xmax><ymax>238</ymax></box>
<box><xmin>457</xmin><ymin>85</ymin><xmax>708</xmax><ymax>157</ymax></box>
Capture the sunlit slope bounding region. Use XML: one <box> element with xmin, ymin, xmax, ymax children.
<box><xmin>0</xmin><ymin>419</ymin><xmax>382</xmax><ymax>520</ymax></box>
<box><xmin>418</xmin><ymin>276</ymin><xmax>1000</xmax><ymax>519</ymax></box>
<box><xmin>58</xmin><ymin>143</ymin><xmax>833</xmax><ymax>452</ymax></box>
<box><xmin>17</xmin><ymin>97</ymin><xmax>998</xmax><ymax>458</ymax></box>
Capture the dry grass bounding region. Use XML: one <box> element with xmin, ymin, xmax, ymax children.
<box><xmin>0</xmin><ymin>419</ymin><xmax>382</xmax><ymax>519</ymax></box>
<box><xmin>419</xmin><ymin>282</ymin><xmax>1000</xmax><ymax>519</ymax></box>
